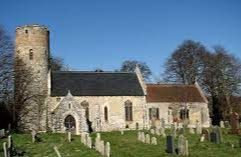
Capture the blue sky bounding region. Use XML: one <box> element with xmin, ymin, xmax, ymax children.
<box><xmin>1</xmin><ymin>0</ymin><xmax>241</xmax><ymax>81</ymax></box>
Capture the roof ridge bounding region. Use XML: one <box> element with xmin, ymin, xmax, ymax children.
<box><xmin>147</xmin><ymin>83</ymin><xmax>195</xmax><ymax>87</ymax></box>
<box><xmin>52</xmin><ymin>71</ymin><xmax>135</xmax><ymax>74</ymax></box>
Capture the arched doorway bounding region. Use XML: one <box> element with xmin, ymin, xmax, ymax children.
<box><xmin>64</xmin><ymin>115</ymin><xmax>76</xmax><ymax>133</ymax></box>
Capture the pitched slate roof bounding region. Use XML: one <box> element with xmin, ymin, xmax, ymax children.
<box><xmin>51</xmin><ymin>71</ymin><xmax>144</xmax><ymax>96</ymax></box>
<box><xmin>146</xmin><ymin>84</ymin><xmax>206</xmax><ymax>103</ymax></box>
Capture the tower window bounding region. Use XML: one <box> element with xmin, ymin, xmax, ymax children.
<box><xmin>25</xmin><ymin>30</ymin><xmax>28</xmax><ymax>34</ymax></box>
<box><xmin>68</xmin><ymin>103</ymin><xmax>72</xmax><ymax>109</ymax></box>
<box><xmin>104</xmin><ymin>106</ymin><xmax>108</xmax><ymax>122</ymax></box>
<box><xmin>29</xmin><ymin>49</ymin><xmax>33</xmax><ymax>60</ymax></box>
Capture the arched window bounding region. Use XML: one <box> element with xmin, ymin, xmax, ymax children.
<box><xmin>81</xmin><ymin>101</ymin><xmax>89</xmax><ymax>120</ymax></box>
<box><xmin>29</xmin><ymin>49</ymin><xmax>33</xmax><ymax>60</ymax></box>
<box><xmin>104</xmin><ymin>106</ymin><xmax>108</xmax><ymax>122</ymax></box>
<box><xmin>125</xmin><ymin>100</ymin><xmax>133</xmax><ymax>121</ymax></box>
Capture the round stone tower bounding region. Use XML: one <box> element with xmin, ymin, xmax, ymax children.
<box><xmin>15</xmin><ymin>24</ymin><xmax>50</xmax><ymax>131</ymax></box>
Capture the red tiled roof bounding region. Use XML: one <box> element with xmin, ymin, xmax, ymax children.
<box><xmin>146</xmin><ymin>84</ymin><xmax>206</xmax><ymax>103</ymax></box>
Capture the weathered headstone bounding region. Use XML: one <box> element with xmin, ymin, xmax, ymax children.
<box><xmin>166</xmin><ymin>135</ymin><xmax>175</xmax><ymax>154</ymax></box>
<box><xmin>0</xmin><ymin>129</ymin><xmax>5</xmax><ymax>138</ymax></box>
<box><xmin>151</xmin><ymin>137</ymin><xmax>157</xmax><ymax>145</ymax></box>
<box><xmin>67</xmin><ymin>131</ymin><xmax>71</xmax><ymax>142</ymax></box>
<box><xmin>220</xmin><ymin>121</ymin><xmax>225</xmax><ymax>128</ymax></box>
<box><xmin>31</xmin><ymin>130</ymin><xmax>37</xmax><ymax>143</ymax></box>
<box><xmin>120</xmin><ymin>130</ymin><xmax>124</xmax><ymax>135</ymax></box>
<box><xmin>53</xmin><ymin>146</ymin><xmax>62</xmax><ymax>157</ymax></box>
<box><xmin>155</xmin><ymin>128</ymin><xmax>160</xmax><ymax>135</ymax></box>
<box><xmin>150</xmin><ymin>129</ymin><xmax>155</xmax><ymax>135</ymax></box>
<box><xmin>145</xmin><ymin>134</ymin><xmax>150</xmax><ymax>144</ymax></box>
<box><xmin>104</xmin><ymin>142</ymin><xmax>110</xmax><ymax>157</ymax></box>
<box><xmin>195</xmin><ymin>122</ymin><xmax>202</xmax><ymax>134</ymax></box>
<box><xmin>137</xmin><ymin>131</ymin><xmax>141</xmax><ymax>141</ymax></box>
<box><xmin>141</xmin><ymin>132</ymin><xmax>145</xmax><ymax>142</ymax></box>
<box><xmin>87</xmin><ymin>136</ymin><xmax>92</xmax><ymax>148</ymax></box>
<box><xmin>230</xmin><ymin>112</ymin><xmax>240</xmax><ymax>135</ymax></box>
<box><xmin>100</xmin><ymin>140</ymin><xmax>105</xmax><ymax>155</ymax></box>
<box><xmin>178</xmin><ymin>135</ymin><xmax>186</xmax><ymax>155</ymax></box>
<box><xmin>200</xmin><ymin>134</ymin><xmax>205</xmax><ymax>142</ymax></box>
<box><xmin>189</xmin><ymin>127</ymin><xmax>195</xmax><ymax>134</ymax></box>
<box><xmin>95</xmin><ymin>134</ymin><xmax>101</xmax><ymax>152</ymax></box>
<box><xmin>3</xmin><ymin>142</ymin><xmax>7</xmax><ymax>157</ymax></box>
<box><xmin>210</xmin><ymin>132</ymin><xmax>219</xmax><ymax>144</ymax></box>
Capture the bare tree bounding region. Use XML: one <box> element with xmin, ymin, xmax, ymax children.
<box><xmin>0</xmin><ymin>26</ymin><xmax>14</xmax><ymax>128</ymax></box>
<box><xmin>202</xmin><ymin>46</ymin><xmax>241</xmax><ymax>124</ymax></box>
<box><xmin>163</xmin><ymin>40</ymin><xmax>209</xmax><ymax>84</ymax></box>
<box><xmin>50</xmin><ymin>55</ymin><xmax>69</xmax><ymax>71</ymax></box>
<box><xmin>120</xmin><ymin>60</ymin><xmax>152</xmax><ymax>81</ymax></box>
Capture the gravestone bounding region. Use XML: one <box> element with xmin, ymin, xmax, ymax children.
<box><xmin>166</xmin><ymin>135</ymin><xmax>175</xmax><ymax>154</ymax></box>
<box><xmin>220</xmin><ymin>121</ymin><xmax>225</xmax><ymax>128</ymax></box>
<box><xmin>178</xmin><ymin>135</ymin><xmax>188</xmax><ymax>155</ymax></box>
<box><xmin>0</xmin><ymin>129</ymin><xmax>5</xmax><ymax>138</ymax></box>
<box><xmin>145</xmin><ymin>134</ymin><xmax>150</xmax><ymax>144</ymax></box>
<box><xmin>141</xmin><ymin>132</ymin><xmax>145</xmax><ymax>142</ymax></box>
<box><xmin>195</xmin><ymin>122</ymin><xmax>202</xmax><ymax>134</ymax></box>
<box><xmin>100</xmin><ymin>140</ymin><xmax>105</xmax><ymax>155</ymax></box>
<box><xmin>87</xmin><ymin>136</ymin><xmax>92</xmax><ymax>148</ymax></box>
<box><xmin>230</xmin><ymin>112</ymin><xmax>240</xmax><ymax>135</ymax></box>
<box><xmin>105</xmin><ymin>142</ymin><xmax>110</xmax><ymax>157</ymax></box>
<box><xmin>202</xmin><ymin>129</ymin><xmax>210</xmax><ymax>141</ymax></box>
<box><xmin>31</xmin><ymin>130</ymin><xmax>37</xmax><ymax>143</ymax></box>
<box><xmin>120</xmin><ymin>130</ymin><xmax>124</xmax><ymax>135</ymax></box>
<box><xmin>151</xmin><ymin>137</ymin><xmax>157</xmax><ymax>145</ymax></box>
<box><xmin>95</xmin><ymin>135</ymin><xmax>100</xmax><ymax>152</ymax></box>
<box><xmin>215</xmin><ymin>126</ymin><xmax>223</xmax><ymax>143</ymax></box>
<box><xmin>137</xmin><ymin>131</ymin><xmax>141</xmax><ymax>141</ymax></box>
<box><xmin>200</xmin><ymin>134</ymin><xmax>205</xmax><ymax>142</ymax></box>
<box><xmin>68</xmin><ymin>131</ymin><xmax>71</xmax><ymax>142</ymax></box>
<box><xmin>150</xmin><ymin>129</ymin><xmax>155</xmax><ymax>135</ymax></box>
<box><xmin>3</xmin><ymin>142</ymin><xmax>7</xmax><ymax>157</ymax></box>
<box><xmin>81</xmin><ymin>132</ymin><xmax>86</xmax><ymax>144</ymax></box>
<box><xmin>210</xmin><ymin>132</ymin><xmax>219</xmax><ymax>144</ymax></box>
<box><xmin>155</xmin><ymin>128</ymin><xmax>160</xmax><ymax>135</ymax></box>
<box><xmin>189</xmin><ymin>127</ymin><xmax>195</xmax><ymax>134</ymax></box>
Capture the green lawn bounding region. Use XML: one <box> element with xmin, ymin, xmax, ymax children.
<box><xmin>0</xmin><ymin>129</ymin><xmax>240</xmax><ymax>157</ymax></box>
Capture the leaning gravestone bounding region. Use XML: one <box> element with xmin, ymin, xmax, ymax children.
<box><xmin>166</xmin><ymin>135</ymin><xmax>175</xmax><ymax>154</ymax></box>
<box><xmin>230</xmin><ymin>112</ymin><xmax>240</xmax><ymax>135</ymax></box>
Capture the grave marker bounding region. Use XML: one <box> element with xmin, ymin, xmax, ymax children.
<box><xmin>230</xmin><ymin>112</ymin><xmax>240</xmax><ymax>135</ymax></box>
<box><xmin>68</xmin><ymin>131</ymin><xmax>71</xmax><ymax>142</ymax></box>
<box><xmin>105</xmin><ymin>142</ymin><xmax>110</xmax><ymax>157</ymax></box>
<box><xmin>145</xmin><ymin>134</ymin><xmax>150</xmax><ymax>144</ymax></box>
<box><xmin>151</xmin><ymin>137</ymin><xmax>157</xmax><ymax>145</ymax></box>
<box><xmin>3</xmin><ymin>142</ymin><xmax>7</xmax><ymax>157</ymax></box>
<box><xmin>53</xmin><ymin>146</ymin><xmax>62</xmax><ymax>157</ymax></box>
<box><xmin>166</xmin><ymin>135</ymin><xmax>175</xmax><ymax>154</ymax></box>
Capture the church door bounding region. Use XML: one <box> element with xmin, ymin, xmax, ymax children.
<box><xmin>64</xmin><ymin>115</ymin><xmax>76</xmax><ymax>133</ymax></box>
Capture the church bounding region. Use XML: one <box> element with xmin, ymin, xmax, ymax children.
<box><xmin>14</xmin><ymin>24</ymin><xmax>210</xmax><ymax>134</ymax></box>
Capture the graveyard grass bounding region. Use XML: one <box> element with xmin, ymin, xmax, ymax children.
<box><xmin>0</xmin><ymin>129</ymin><xmax>241</xmax><ymax>157</ymax></box>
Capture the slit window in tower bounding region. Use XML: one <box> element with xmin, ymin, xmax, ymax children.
<box><xmin>29</xmin><ymin>49</ymin><xmax>33</xmax><ymax>60</ymax></box>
